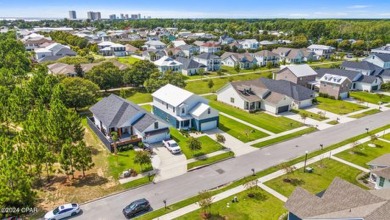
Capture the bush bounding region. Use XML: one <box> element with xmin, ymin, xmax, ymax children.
<box><xmin>118</xmin><ymin>144</ymin><xmax>134</xmax><ymax>152</ymax></box>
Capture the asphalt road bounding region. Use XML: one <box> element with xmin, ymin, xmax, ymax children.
<box><xmin>77</xmin><ymin>110</ymin><xmax>390</xmax><ymax>220</ymax></box>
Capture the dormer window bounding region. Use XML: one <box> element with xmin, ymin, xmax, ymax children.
<box><xmin>208</xmin><ymin>108</ymin><xmax>211</xmax><ymax>114</ymax></box>
<box><xmin>154</xmin><ymin>122</ymin><xmax>159</xmax><ymax>129</ymax></box>
<box><xmin>182</xmin><ymin>108</ymin><xmax>185</xmax><ymax>114</ymax></box>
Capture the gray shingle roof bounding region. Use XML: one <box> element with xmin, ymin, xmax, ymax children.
<box><xmin>316</xmin><ymin>68</ymin><xmax>378</xmax><ymax>83</ymax></box>
<box><xmin>285</xmin><ymin>177</ymin><xmax>388</xmax><ymax>219</ymax></box>
<box><xmin>373</xmin><ymin>167</ymin><xmax>390</xmax><ymax>179</ymax></box>
<box><xmin>342</xmin><ymin>61</ymin><xmax>384</xmax><ymax>76</ymax></box>
<box><xmin>260</xmin><ymin>78</ymin><xmax>315</xmax><ymax>101</ymax></box>
<box><xmin>90</xmin><ymin>94</ymin><xmax>157</xmax><ymax>131</ymax></box>
<box><xmin>196</xmin><ymin>52</ymin><xmax>220</xmax><ymax>60</ymax></box>
<box><xmin>373</xmin><ymin>53</ymin><xmax>390</xmax><ymax>62</ymax></box>
<box><xmin>175</xmin><ymin>57</ymin><xmax>205</xmax><ymax>70</ymax></box>
<box><xmin>367</xmin><ymin>154</ymin><xmax>390</xmax><ymax>167</ymax></box>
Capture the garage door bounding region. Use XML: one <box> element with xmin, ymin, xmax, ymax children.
<box><xmin>201</xmin><ymin>120</ymin><xmax>217</xmax><ymax>131</ymax></box>
<box><xmin>372</xmin><ymin>85</ymin><xmax>379</xmax><ymax>91</ymax></box>
<box><xmin>145</xmin><ymin>132</ymin><xmax>169</xmax><ymax>144</ymax></box>
<box><xmin>277</xmin><ymin>105</ymin><xmax>289</xmax><ymax>114</ymax></box>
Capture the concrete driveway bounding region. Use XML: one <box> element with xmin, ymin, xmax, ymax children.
<box><xmin>151</xmin><ymin>144</ymin><xmax>187</xmax><ymax>182</ymax></box>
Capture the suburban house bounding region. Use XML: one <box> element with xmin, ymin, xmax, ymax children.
<box><xmin>98</xmin><ymin>41</ymin><xmax>126</xmax><ymax>57</ymax></box>
<box><xmin>47</xmin><ymin>60</ymin><xmax>128</xmax><ymax>77</ymax></box>
<box><xmin>177</xmin><ymin>44</ymin><xmax>200</xmax><ymax>57</ymax></box>
<box><xmin>285</xmin><ymin>177</ymin><xmax>390</xmax><ymax>220</ymax></box>
<box><xmin>216</xmin><ymin>78</ymin><xmax>315</xmax><ymax>114</ymax></box>
<box><xmin>274</xmin><ymin>64</ymin><xmax>317</xmax><ymax>88</ymax></box>
<box><xmin>153</xmin><ymin>56</ymin><xmax>183</xmax><ymax>73</ymax></box>
<box><xmin>152</xmin><ymin>84</ymin><xmax>219</xmax><ymax>131</ymax></box>
<box><xmin>367</xmin><ymin>154</ymin><xmax>390</xmax><ymax>189</ymax></box>
<box><xmin>342</xmin><ymin>61</ymin><xmax>390</xmax><ymax>83</ymax></box>
<box><xmin>239</xmin><ymin>39</ymin><xmax>259</xmax><ymax>50</ymax></box>
<box><xmin>88</xmin><ymin>94</ymin><xmax>170</xmax><ymax>151</ymax></box>
<box><xmin>364</xmin><ymin>53</ymin><xmax>390</xmax><ymax>69</ymax></box>
<box><xmin>175</xmin><ymin>57</ymin><xmax>206</xmax><ymax>76</ymax></box>
<box><xmin>171</xmin><ymin>40</ymin><xmax>186</xmax><ymax>48</ymax></box>
<box><xmin>219</xmin><ymin>34</ymin><xmax>235</xmax><ymax>45</ymax></box>
<box><xmin>22</xmin><ymin>33</ymin><xmax>53</xmax><ymax>51</ymax></box>
<box><xmin>193</xmin><ymin>53</ymin><xmax>221</xmax><ymax>71</ymax></box>
<box><xmin>319</xmin><ymin>74</ymin><xmax>352</xmax><ymax>99</ymax></box>
<box><xmin>307</xmin><ymin>44</ymin><xmax>335</xmax><ymax>59</ymax></box>
<box><xmin>252</xmin><ymin>50</ymin><xmax>280</xmax><ymax>66</ymax></box>
<box><xmin>199</xmin><ymin>41</ymin><xmax>221</xmax><ymax>54</ymax></box>
<box><xmin>221</xmin><ymin>52</ymin><xmax>257</xmax><ymax>69</ymax></box>
<box><xmin>35</xmin><ymin>43</ymin><xmax>77</xmax><ymax>62</ymax></box>
<box><xmin>165</xmin><ymin>48</ymin><xmax>186</xmax><ymax>58</ymax></box>
<box><xmin>142</xmin><ymin>49</ymin><xmax>167</xmax><ymax>61</ymax></box>
<box><xmin>315</xmin><ymin>68</ymin><xmax>382</xmax><ymax>92</ymax></box>
<box><xmin>273</xmin><ymin>47</ymin><xmax>315</xmax><ymax>64</ymax></box>
<box><xmin>142</xmin><ymin>40</ymin><xmax>166</xmax><ymax>50</ymax></box>
<box><xmin>259</xmin><ymin>40</ymin><xmax>278</xmax><ymax>48</ymax></box>
<box><xmin>371</xmin><ymin>44</ymin><xmax>390</xmax><ymax>54</ymax></box>
<box><xmin>125</xmin><ymin>44</ymin><xmax>139</xmax><ymax>55</ymax></box>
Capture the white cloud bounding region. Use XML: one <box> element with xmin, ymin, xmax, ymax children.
<box><xmin>348</xmin><ymin>5</ymin><xmax>370</xmax><ymax>9</ymax></box>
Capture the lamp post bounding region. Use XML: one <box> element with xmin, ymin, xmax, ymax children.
<box><xmin>303</xmin><ymin>151</ymin><xmax>308</xmax><ymax>173</ymax></box>
<box><xmin>163</xmin><ymin>199</ymin><xmax>167</xmax><ymax>209</ymax></box>
<box><xmin>320</xmin><ymin>144</ymin><xmax>323</xmax><ymax>150</ymax></box>
<box><xmin>251</xmin><ymin>168</ymin><xmax>255</xmax><ymax>176</ymax></box>
<box><xmin>365</xmin><ymin>128</ymin><xmax>369</xmax><ymax>134</ymax></box>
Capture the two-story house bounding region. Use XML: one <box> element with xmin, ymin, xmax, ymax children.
<box><xmin>98</xmin><ymin>41</ymin><xmax>126</xmax><ymax>57</ymax></box>
<box><xmin>307</xmin><ymin>44</ymin><xmax>335</xmax><ymax>59</ymax></box>
<box><xmin>364</xmin><ymin>53</ymin><xmax>390</xmax><ymax>69</ymax></box>
<box><xmin>221</xmin><ymin>52</ymin><xmax>257</xmax><ymax>69</ymax></box>
<box><xmin>341</xmin><ymin>61</ymin><xmax>390</xmax><ymax>83</ymax></box>
<box><xmin>152</xmin><ymin>84</ymin><xmax>219</xmax><ymax>131</ymax></box>
<box><xmin>273</xmin><ymin>47</ymin><xmax>315</xmax><ymax>64</ymax></box>
<box><xmin>177</xmin><ymin>44</ymin><xmax>200</xmax><ymax>57</ymax></box>
<box><xmin>319</xmin><ymin>74</ymin><xmax>352</xmax><ymax>99</ymax></box>
<box><xmin>274</xmin><ymin>64</ymin><xmax>317</xmax><ymax>88</ymax></box>
<box><xmin>219</xmin><ymin>34</ymin><xmax>235</xmax><ymax>45</ymax></box>
<box><xmin>142</xmin><ymin>40</ymin><xmax>167</xmax><ymax>50</ymax></box>
<box><xmin>199</xmin><ymin>41</ymin><xmax>221</xmax><ymax>54</ymax></box>
<box><xmin>252</xmin><ymin>50</ymin><xmax>280</xmax><ymax>66</ymax></box>
<box><xmin>154</xmin><ymin>56</ymin><xmax>183</xmax><ymax>73</ymax></box>
<box><xmin>193</xmin><ymin>53</ymin><xmax>221</xmax><ymax>71</ymax></box>
<box><xmin>239</xmin><ymin>39</ymin><xmax>259</xmax><ymax>50</ymax></box>
<box><xmin>175</xmin><ymin>57</ymin><xmax>206</xmax><ymax>76</ymax></box>
<box><xmin>35</xmin><ymin>43</ymin><xmax>77</xmax><ymax>62</ymax></box>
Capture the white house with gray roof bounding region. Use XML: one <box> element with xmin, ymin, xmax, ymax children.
<box><xmin>175</xmin><ymin>57</ymin><xmax>206</xmax><ymax>76</ymax></box>
<box><xmin>368</xmin><ymin>154</ymin><xmax>390</xmax><ymax>189</ymax></box>
<box><xmin>217</xmin><ymin>78</ymin><xmax>315</xmax><ymax>114</ymax></box>
<box><xmin>364</xmin><ymin>53</ymin><xmax>390</xmax><ymax>69</ymax></box>
<box><xmin>193</xmin><ymin>53</ymin><xmax>221</xmax><ymax>71</ymax></box>
<box><xmin>152</xmin><ymin>84</ymin><xmax>219</xmax><ymax>131</ymax></box>
<box><xmin>89</xmin><ymin>94</ymin><xmax>170</xmax><ymax>150</ymax></box>
<box><xmin>153</xmin><ymin>56</ymin><xmax>183</xmax><ymax>73</ymax></box>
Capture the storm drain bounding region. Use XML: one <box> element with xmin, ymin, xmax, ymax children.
<box><xmin>215</xmin><ymin>169</ymin><xmax>225</xmax><ymax>174</ymax></box>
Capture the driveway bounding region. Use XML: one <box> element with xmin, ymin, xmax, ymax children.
<box><xmin>151</xmin><ymin>144</ymin><xmax>187</xmax><ymax>183</ymax></box>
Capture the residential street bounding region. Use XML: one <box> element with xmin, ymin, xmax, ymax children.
<box><xmin>77</xmin><ymin>110</ymin><xmax>390</xmax><ymax>220</ymax></box>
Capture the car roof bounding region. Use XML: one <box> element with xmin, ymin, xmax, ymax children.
<box><xmin>132</xmin><ymin>198</ymin><xmax>148</xmax><ymax>204</ymax></box>
<box><xmin>59</xmin><ymin>203</ymin><xmax>78</xmax><ymax>210</ymax></box>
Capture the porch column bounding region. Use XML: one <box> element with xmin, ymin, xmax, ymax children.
<box><xmin>118</xmin><ymin>127</ymin><xmax>122</xmax><ymax>138</ymax></box>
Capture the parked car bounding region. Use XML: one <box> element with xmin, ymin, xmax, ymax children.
<box><xmin>44</xmin><ymin>203</ymin><xmax>81</xmax><ymax>220</ymax></box>
<box><xmin>162</xmin><ymin>139</ymin><xmax>181</xmax><ymax>154</ymax></box>
<box><xmin>122</xmin><ymin>198</ymin><xmax>151</xmax><ymax>218</ymax></box>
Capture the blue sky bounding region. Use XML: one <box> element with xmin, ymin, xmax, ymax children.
<box><xmin>0</xmin><ymin>0</ymin><xmax>389</xmax><ymax>19</ymax></box>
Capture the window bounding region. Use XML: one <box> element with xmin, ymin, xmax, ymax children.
<box><xmin>379</xmin><ymin>177</ymin><xmax>385</xmax><ymax>187</ymax></box>
<box><xmin>166</xmin><ymin>103</ymin><xmax>169</xmax><ymax>109</ymax></box>
<box><xmin>173</xmin><ymin>107</ymin><xmax>175</xmax><ymax>113</ymax></box>
<box><xmin>208</xmin><ymin>108</ymin><xmax>211</xmax><ymax>114</ymax></box>
<box><xmin>230</xmin><ymin>97</ymin><xmax>235</xmax><ymax>103</ymax></box>
<box><xmin>182</xmin><ymin>108</ymin><xmax>185</xmax><ymax>114</ymax></box>
<box><xmin>154</xmin><ymin>122</ymin><xmax>158</xmax><ymax>129</ymax></box>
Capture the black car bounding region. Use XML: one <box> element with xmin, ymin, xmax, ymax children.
<box><xmin>122</xmin><ymin>198</ymin><xmax>151</xmax><ymax>218</ymax></box>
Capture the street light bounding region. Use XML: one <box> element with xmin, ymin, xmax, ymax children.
<box><xmin>303</xmin><ymin>151</ymin><xmax>309</xmax><ymax>173</ymax></box>
<box><xmin>320</xmin><ymin>144</ymin><xmax>323</xmax><ymax>150</ymax></box>
<box><xmin>251</xmin><ymin>168</ymin><xmax>255</xmax><ymax>176</ymax></box>
<box><xmin>163</xmin><ymin>199</ymin><xmax>167</xmax><ymax>209</ymax></box>
<box><xmin>365</xmin><ymin>128</ymin><xmax>369</xmax><ymax>134</ymax></box>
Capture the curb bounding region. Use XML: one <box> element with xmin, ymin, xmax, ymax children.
<box><xmin>187</xmin><ymin>155</ymin><xmax>235</xmax><ymax>172</ymax></box>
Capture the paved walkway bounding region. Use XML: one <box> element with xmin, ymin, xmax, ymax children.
<box><xmin>219</xmin><ymin>112</ymin><xmax>275</xmax><ymax>135</ymax></box>
<box><xmin>155</xmin><ymin>129</ymin><xmax>389</xmax><ymax>220</ymax></box>
<box><xmin>379</xmin><ymin>138</ymin><xmax>390</xmax><ymax>144</ymax></box>
<box><xmin>330</xmin><ymin>156</ymin><xmax>370</xmax><ymax>172</ymax></box>
<box><xmin>186</xmin><ymin>149</ymin><xmax>231</xmax><ymax>163</ymax></box>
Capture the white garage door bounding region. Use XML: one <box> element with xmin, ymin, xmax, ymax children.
<box><xmin>201</xmin><ymin>120</ymin><xmax>217</xmax><ymax>131</ymax></box>
<box><xmin>145</xmin><ymin>132</ymin><xmax>169</xmax><ymax>144</ymax></box>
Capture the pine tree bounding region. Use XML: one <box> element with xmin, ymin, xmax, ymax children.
<box><xmin>74</xmin><ymin>63</ymin><xmax>84</xmax><ymax>77</ymax></box>
<box><xmin>74</xmin><ymin>142</ymin><xmax>94</xmax><ymax>177</ymax></box>
<box><xmin>59</xmin><ymin>140</ymin><xmax>76</xmax><ymax>179</ymax></box>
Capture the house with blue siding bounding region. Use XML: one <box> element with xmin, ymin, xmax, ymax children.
<box><xmin>152</xmin><ymin>84</ymin><xmax>219</xmax><ymax>131</ymax></box>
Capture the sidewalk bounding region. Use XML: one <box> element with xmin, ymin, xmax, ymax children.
<box><xmin>154</xmin><ymin>128</ymin><xmax>389</xmax><ymax>220</ymax></box>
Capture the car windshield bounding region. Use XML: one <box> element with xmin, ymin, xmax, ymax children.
<box><xmin>170</xmin><ymin>143</ymin><xmax>178</xmax><ymax>147</ymax></box>
<box><xmin>53</xmin><ymin>207</ymin><xmax>60</xmax><ymax>215</ymax></box>
<box><xmin>127</xmin><ymin>202</ymin><xmax>137</xmax><ymax>210</ymax></box>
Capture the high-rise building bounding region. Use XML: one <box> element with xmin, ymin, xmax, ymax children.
<box><xmin>138</xmin><ymin>14</ymin><xmax>141</xmax><ymax>19</ymax></box>
<box><xmin>87</xmin><ymin>11</ymin><xmax>101</xmax><ymax>21</ymax></box>
<box><xmin>131</xmin><ymin>14</ymin><xmax>138</xmax><ymax>19</ymax></box>
<box><xmin>109</xmin><ymin>14</ymin><xmax>116</xmax><ymax>20</ymax></box>
<box><xmin>125</xmin><ymin>14</ymin><xmax>129</xmax><ymax>19</ymax></box>
<box><xmin>69</xmin><ymin>10</ymin><xmax>77</xmax><ymax>20</ymax></box>
<box><xmin>120</xmin><ymin>14</ymin><xmax>125</xmax><ymax>19</ymax></box>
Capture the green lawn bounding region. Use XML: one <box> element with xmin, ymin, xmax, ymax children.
<box><xmin>207</xmin><ymin>95</ymin><xmax>302</xmax><ymax>133</ymax></box>
<box><xmin>335</xmin><ymin>140</ymin><xmax>390</xmax><ymax>168</ymax></box>
<box><xmin>252</xmin><ymin>127</ymin><xmax>317</xmax><ymax>148</ymax></box>
<box><xmin>349</xmin><ymin>109</ymin><xmax>381</xmax><ymax>119</ymax></box>
<box><xmin>176</xmin><ymin>188</ymin><xmax>286</xmax><ymax>220</ymax></box>
<box><xmin>140</xmin><ymin>104</ymin><xmax>152</xmax><ymax>112</ymax></box>
<box><xmin>350</xmin><ymin>91</ymin><xmax>390</xmax><ymax>104</ymax></box>
<box><xmin>291</xmin><ymin>109</ymin><xmax>328</xmax><ymax>121</ymax></box>
<box><xmin>219</xmin><ymin>115</ymin><xmax>268</xmax><ymax>142</ymax></box>
<box><xmin>327</xmin><ymin>120</ymin><xmax>339</xmax><ymax>125</ymax></box>
<box><xmin>170</xmin><ymin>129</ymin><xmax>225</xmax><ymax>159</ymax></box>
<box><xmin>185</xmin><ymin>73</ymin><xmax>271</xmax><ymax>94</ymax></box>
<box><xmin>265</xmin><ymin>159</ymin><xmax>365</xmax><ymax>197</ymax></box>
<box><xmin>117</xmin><ymin>56</ymin><xmax>142</xmax><ymax>65</ymax></box>
<box><xmin>383</xmin><ymin>133</ymin><xmax>390</xmax><ymax>141</ymax></box>
<box><xmin>316</xmin><ymin>97</ymin><xmax>367</xmax><ymax>115</ymax></box>
<box><xmin>221</xmin><ymin>65</ymin><xmax>262</xmax><ymax>74</ymax></box>
<box><xmin>108</xmin><ymin>150</ymin><xmax>153</xmax><ymax>179</ymax></box>
<box><xmin>126</xmin><ymin>91</ymin><xmax>152</xmax><ymax>104</ymax></box>
<box><xmin>121</xmin><ymin>175</ymin><xmax>155</xmax><ymax>189</ymax></box>
<box><xmin>187</xmin><ymin>151</ymin><xmax>234</xmax><ymax>170</ymax></box>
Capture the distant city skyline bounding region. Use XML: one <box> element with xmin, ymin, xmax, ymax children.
<box><xmin>0</xmin><ymin>0</ymin><xmax>390</xmax><ymax>19</ymax></box>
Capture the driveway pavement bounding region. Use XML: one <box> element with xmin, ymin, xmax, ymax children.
<box><xmin>151</xmin><ymin>144</ymin><xmax>187</xmax><ymax>182</ymax></box>
<box><xmin>76</xmin><ymin>110</ymin><xmax>390</xmax><ymax>220</ymax></box>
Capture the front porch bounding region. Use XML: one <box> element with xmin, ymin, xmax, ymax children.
<box><xmin>244</xmin><ymin>101</ymin><xmax>262</xmax><ymax>112</ymax></box>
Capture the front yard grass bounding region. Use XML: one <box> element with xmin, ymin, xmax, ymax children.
<box><xmin>350</xmin><ymin>91</ymin><xmax>390</xmax><ymax>105</ymax></box>
<box><xmin>108</xmin><ymin>150</ymin><xmax>153</xmax><ymax>179</ymax></box>
<box><xmin>291</xmin><ymin>109</ymin><xmax>328</xmax><ymax>121</ymax></box>
<box><xmin>219</xmin><ymin>115</ymin><xmax>268</xmax><ymax>142</ymax></box>
<box><xmin>187</xmin><ymin>151</ymin><xmax>234</xmax><ymax>170</ymax></box>
<box><xmin>170</xmin><ymin>129</ymin><xmax>225</xmax><ymax>159</ymax></box>
<box><xmin>335</xmin><ymin>140</ymin><xmax>390</xmax><ymax>168</ymax></box>
<box><xmin>176</xmin><ymin>188</ymin><xmax>286</xmax><ymax>220</ymax></box>
<box><xmin>349</xmin><ymin>109</ymin><xmax>381</xmax><ymax>119</ymax></box>
<box><xmin>117</xmin><ymin>56</ymin><xmax>142</xmax><ymax>65</ymax></box>
<box><xmin>316</xmin><ymin>97</ymin><xmax>367</xmax><ymax>115</ymax></box>
<box><xmin>207</xmin><ymin>95</ymin><xmax>302</xmax><ymax>133</ymax></box>
<box><xmin>265</xmin><ymin>159</ymin><xmax>365</xmax><ymax>197</ymax></box>
<box><xmin>383</xmin><ymin>133</ymin><xmax>390</xmax><ymax>141</ymax></box>
<box><xmin>252</xmin><ymin>127</ymin><xmax>317</xmax><ymax>148</ymax></box>
<box><xmin>327</xmin><ymin>120</ymin><xmax>339</xmax><ymax>125</ymax></box>
<box><xmin>126</xmin><ymin>91</ymin><xmax>152</xmax><ymax>104</ymax></box>
<box><xmin>140</xmin><ymin>104</ymin><xmax>152</xmax><ymax>112</ymax></box>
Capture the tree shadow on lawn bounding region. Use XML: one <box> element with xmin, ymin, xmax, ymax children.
<box><xmin>283</xmin><ymin>178</ymin><xmax>305</xmax><ymax>187</ymax></box>
<box><xmin>72</xmin><ymin>173</ymin><xmax>109</xmax><ymax>187</ymax></box>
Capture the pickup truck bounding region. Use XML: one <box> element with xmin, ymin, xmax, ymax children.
<box><xmin>162</xmin><ymin>140</ymin><xmax>181</xmax><ymax>154</ymax></box>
